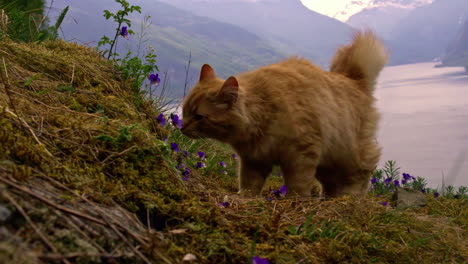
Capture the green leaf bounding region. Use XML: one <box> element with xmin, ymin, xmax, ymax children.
<box><xmin>23</xmin><ymin>73</ymin><xmax>42</xmax><ymax>87</ymax></box>
<box><xmin>103</xmin><ymin>10</ymin><xmax>113</xmax><ymax>19</ymax></box>
<box><xmin>51</xmin><ymin>6</ymin><xmax>69</xmax><ymax>39</ymax></box>
<box><xmin>36</xmin><ymin>89</ymin><xmax>50</xmax><ymax>95</ymax></box>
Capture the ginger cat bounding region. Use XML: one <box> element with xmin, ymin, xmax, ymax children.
<box><xmin>181</xmin><ymin>31</ymin><xmax>388</xmax><ymax>197</ymax></box>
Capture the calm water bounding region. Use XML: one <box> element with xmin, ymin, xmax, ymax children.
<box><xmin>376</xmin><ymin>62</ymin><xmax>468</xmax><ymax>187</ymax></box>
<box><xmin>172</xmin><ymin>62</ymin><xmax>468</xmax><ymax>187</ymax></box>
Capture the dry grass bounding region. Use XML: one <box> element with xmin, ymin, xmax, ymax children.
<box><xmin>0</xmin><ymin>39</ymin><xmax>467</xmax><ymax>264</ymax></box>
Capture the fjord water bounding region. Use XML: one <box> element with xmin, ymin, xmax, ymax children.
<box><xmin>376</xmin><ymin>62</ymin><xmax>468</xmax><ymax>187</ymax></box>
<box><xmin>173</xmin><ymin>62</ymin><xmax>467</xmax><ymax>187</ymax></box>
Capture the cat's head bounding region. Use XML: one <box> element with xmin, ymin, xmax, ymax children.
<box><xmin>181</xmin><ymin>64</ymin><xmax>247</xmax><ymax>142</ymax></box>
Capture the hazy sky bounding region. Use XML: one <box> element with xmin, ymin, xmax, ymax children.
<box><xmin>300</xmin><ymin>0</ymin><xmax>372</xmax><ymax>21</ymax></box>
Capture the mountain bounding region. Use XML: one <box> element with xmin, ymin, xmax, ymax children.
<box><xmin>386</xmin><ymin>0</ymin><xmax>468</xmax><ymax>65</ymax></box>
<box><xmin>346</xmin><ymin>1</ymin><xmax>433</xmax><ymax>39</ymax></box>
<box><xmin>158</xmin><ymin>0</ymin><xmax>354</xmax><ymax>66</ymax></box>
<box><xmin>438</xmin><ymin>19</ymin><xmax>468</xmax><ymax>71</ymax></box>
<box><xmin>48</xmin><ymin>0</ymin><xmax>286</xmax><ymax>96</ymax></box>
<box><xmin>347</xmin><ymin>7</ymin><xmax>410</xmax><ymax>39</ymax></box>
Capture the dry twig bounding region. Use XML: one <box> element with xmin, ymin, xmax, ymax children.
<box><xmin>2</xmin><ymin>190</ymin><xmax>72</xmax><ymax>264</ymax></box>
<box><xmin>0</xmin><ymin>175</ymin><xmax>107</xmax><ymax>226</ymax></box>
<box><xmin>4</xmin><ymin>108</ymin><xmax>54</xmax><ymax>157</ymax></box>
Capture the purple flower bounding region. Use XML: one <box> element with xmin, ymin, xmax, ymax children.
<box><xmin>271</xmin><ymin>186</ymin><xmax>287</xmax><ymax>198</ymax></box>
<box><xmin>231</xmin><ymin>153</ymin><xmax>237</xmax><ymax>159</ymax></box>
<box><xmin>182</xmin><ymin>150</ymin><xmax>189</xmax><ymax>157</ymax></box>
<box><xmin>217</xmin><ymin>202</ymin><xmax>229</xmax><ymax>208</ymax></box>
<box><xmin>434</xmin><ymin>192</ymin><xmax>440</xmax><ymax>198</ymax></box>
<box><xmin>120</xmin><ymin>26</ymin><xmax>129</xmax><ymax>39</ymax></box>
<box><xmin>384</xmin><ymin>177</ymin><xmax>392</xmax><ymax>185</ymax></box>
<box><xmin>175</xmin><ymin>163</ymin><xmax>185</xmax><ymax>170</ymax></box>
<box><xmin>371</xmin><ymin>178</ymin><xmax>378</xmax><ymax>184</ymax></box>
<box><xmin>279</xmin><ymin>185</ymin><xmax>287</xmax><ymax>197</ymax></box>
<box><xmin>195</xmin><ymin>162</ymin><xmax>206</xmax><ymax>169</ymax></box>
<box><xmin>421</xmin><ymin>188</ymin><xmax>426</xmax><ymax>193</ymax></box>
<box><xmin>162</xmin><ymin>135</ymin><xmax>168</xmax><ymax>142</ymax></box>
<box><xmin>197</xmin><ymin>151</ymin><xmax>206</xmax><ymax>160</ymax></box>
<box><xmin>156</xmin><ymin>114</ymin><xmax>166</xmax><ymax>126</ymax></box>
<box><xmin>252</xmin><ymin>256</ymin><xmax>270</xmax><ymax>264</ymax></box>
<box><xmin>402</xmin><ymin>180</ymin><xmax>407</xmax><ymax>185</ymax></box>
<box><xmin>182</xmin><ymin>167</ymin><xmax>190</xmax><ymax>181</ymax></box>
<box><xmin>393</xmin><ymin>180</ymin><xmax>400</xmax><ymax>187</ymax></box>
<box><xmin>170</xmin><ymin>114</ymin><xmax>182</xmax><ymax>129</ymax></box>
<box><xmin>381</xmin><ymin>201</ymin><xmax>388</xmax><ymax>206</ymax></box>
<box><xmin>402</xmin><ymin>173</ymin><xmax>414</xmax><ymax>181</ymax></box>
<box><xmin>221</xmin><ymin>170</ymin><xmax>227</xmax><ymax>175</ymax></box>
<box><xmin>170</xmin><ymin>143</ymin><xmax>179</xmax><ymax>153</ymax></box>
<box><xmin>148</xmin><ymin>73</ymin><xmax>161</xmax><ymax>85</ymax></box>
<box><xmin>219</xmin><ymin>161</ymin><xmax>227</xmax><ymax>168</ymax></box>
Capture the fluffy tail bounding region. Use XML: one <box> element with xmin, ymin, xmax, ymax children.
<box><xmin>330</xmin><ymin>31</ymin><xmax>388</xmax><ymax>93</ymax></box>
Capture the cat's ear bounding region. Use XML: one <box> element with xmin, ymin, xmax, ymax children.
<box><xmin>216</xmin><ymin>76</ymin><xmax>239</xmax><ymax>108</ymax></box>
<box><xmin>199</xmin><ymin>64</ymin><xmax>216</xmax><ymax>81</ymax></box>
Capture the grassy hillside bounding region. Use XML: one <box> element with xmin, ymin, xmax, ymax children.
<box><xmin>0</xmin><ymin>37</ymin><xmax>467</xmax><ymax>263</ymax></box>
<box><xmin>50</xmin><ymin>0</ymin><xmax>286</xmax><ymax>96</ymax></box>
<box><xmin>158</xmin><ymin>0</ymin><xmax>354</xmax><ymax>67</ymax></box>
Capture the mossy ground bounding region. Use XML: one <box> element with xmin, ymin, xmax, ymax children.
<box><xmin>0</xmin><ymin>40</ymin><xmax>467</xmax><ymax>264</ymax></box>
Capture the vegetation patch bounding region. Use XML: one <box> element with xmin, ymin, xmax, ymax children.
<box><xmin>0</xmin><ymin>3</ymin><xmax>466</xmax><ymax>263</ymax></box>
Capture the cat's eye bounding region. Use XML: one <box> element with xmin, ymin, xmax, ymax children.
<box><xmin>194</xmin><ymin>114</ymin><xmax>204</xmax><ymax>121</ymax></box>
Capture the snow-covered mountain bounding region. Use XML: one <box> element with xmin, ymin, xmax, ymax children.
<box><xmin>346</xmin><ymin>0</ymin><xmax>433</xmax><ymax>38</ymax></box>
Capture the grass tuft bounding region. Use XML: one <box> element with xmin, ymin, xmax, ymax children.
<box><xmin>0</xmin><ymin>39</ymin><xmax>466</xmax><ymax>263</ymax></box>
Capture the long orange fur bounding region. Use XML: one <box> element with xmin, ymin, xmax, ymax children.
<box><xmin>182</xmin><ymin>31</ymin><xmax>388</xmax><ymax>197</ymax></box>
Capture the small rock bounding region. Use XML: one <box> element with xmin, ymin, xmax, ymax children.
<box><xmin>0</xmin><ymin>204</ymin><xmax>12</xmax><ymax>222</ymax></box>
<box><xmin>392</xmin><ymin>187</ymin><xmax>427</xmax><ymax>209</ymax></box>
<box><xmin>182</xmin><ymin>253</ymin><xmax>197</xmax><ymax>262</ymax></box>
<box><xmin>169</xmin><ymin>229</ymin><xmax>187</xmax><ymax>235</ymax></box>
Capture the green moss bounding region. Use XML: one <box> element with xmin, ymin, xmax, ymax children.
<box><xmin>0</xmin><ymin>39</ymin><xmax>466</xmax><ymax>264</ymax></box>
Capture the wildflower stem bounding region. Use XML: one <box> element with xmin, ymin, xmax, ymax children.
<box><xmin>107</xmin><ymin>22</ymin><xmax>123</xmax><ymax>60</ymax></box>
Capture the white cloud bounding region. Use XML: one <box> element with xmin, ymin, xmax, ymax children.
<box><xmin>301</xmin><ymin>0</ymin><xmax>373</xmax><ymax>21</ymax></box>
<box><xmin>301</xmin><ymin>0</ymin><xmax>434</xmax><ymax>21</ymax></box>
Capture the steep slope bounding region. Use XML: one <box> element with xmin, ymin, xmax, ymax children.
<box><xmin>347</xmin><ymin>6</ymin><xmax>412</xmax><ymax>39</ymax></box>
<box><xmin>49</xmin><ymin>0</ymin><xmax>286</xmax><ymax>96</ymax></box>
<box><xmin>0</xmin><ymin>38</ymin><xmax>467</xmax><ymax>264</ymax></box>
<box><xmin>439</xmin><ymin>19</ymin><xmax>468</xmax><ymax>71</ymax></box>
<box><xmin>159</xmin><ymin>0</ymin><xmax>354</xmax><ymax>66</ymax></box>
<box><xmin>387</xmin><ymin>0</ymin><xmax>468</xmax><ymax>65</ymax></box>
